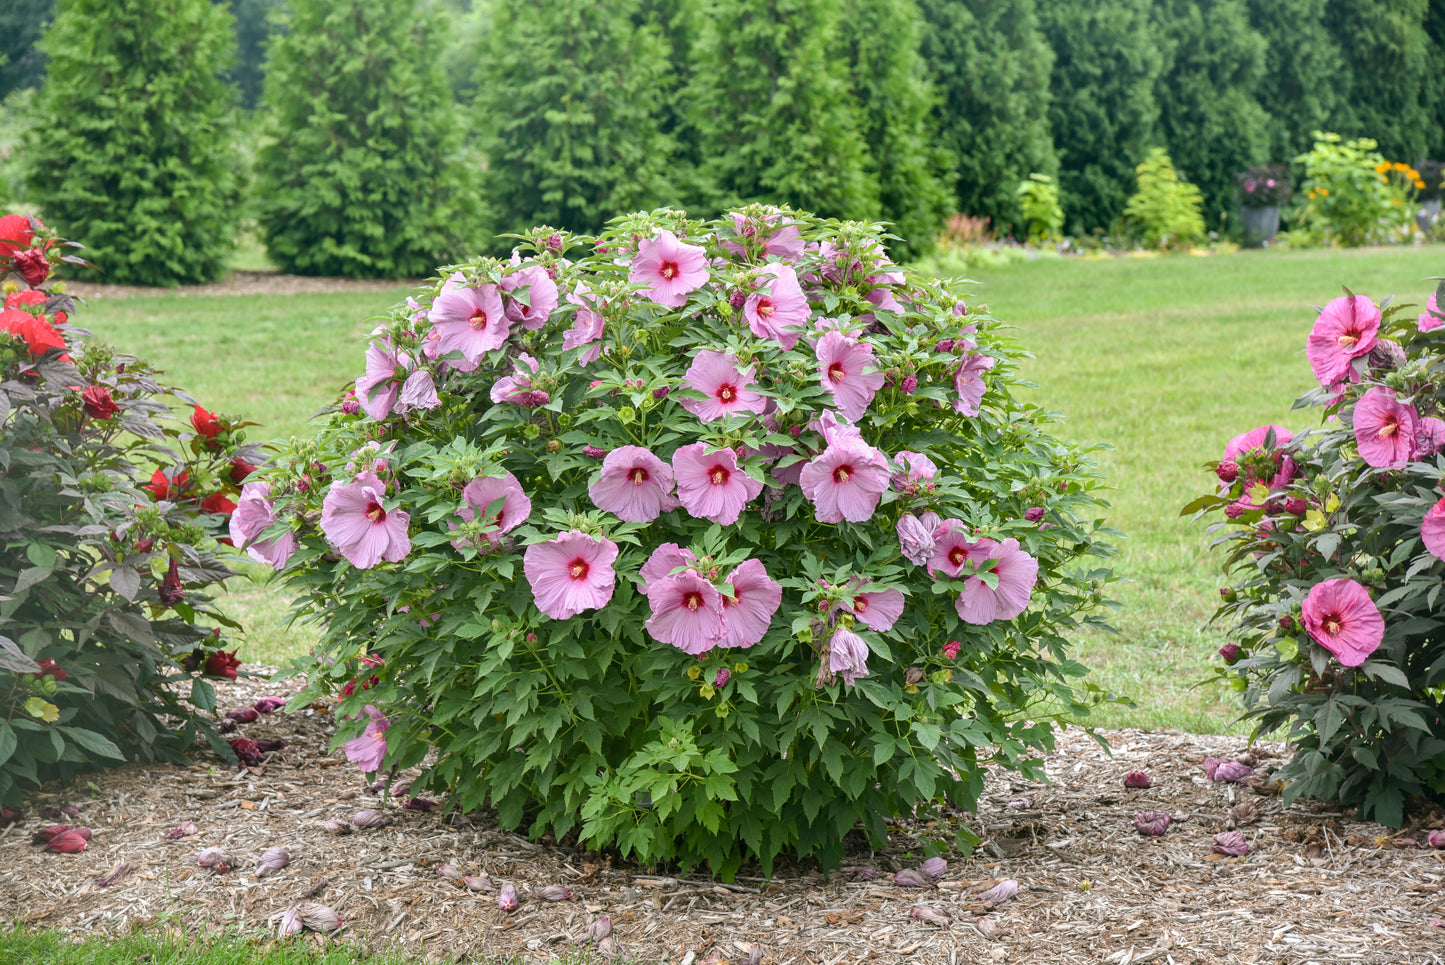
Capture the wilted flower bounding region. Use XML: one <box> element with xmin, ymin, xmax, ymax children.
<box><xmin>282</xmin><ymin>902</ymin><xmax>341</xmax><ymax>936</ymax></box>
<box><xmin>253</xmin><ymin>696</ymin><xmax>286</xmax><ymax>715</ymax></box>
<box><xmin>597</xmin><ymin>935</ymin><xmax>623</xmax><ymax>960</ymax></box>
<box><xmin>464</xmin><ymin>875</ymin><xmax>496</xmax><ymax>893</ymax></box>
<box><xmin>43</xmin><ymin>829</ymin><xmax>90</xmax><ymax>853</ymax></box>
<box><xmin>352</xmin><ymin>809</ymin><xmax>391</xmax><ymax>829</ymax></box>
<box><xmin>165</xmin><ymin>820</ymin><xmax>199</xmax><ymax>840</ymax></box>
<box><xmin>225</xmin><ymin>707</ymin><xmax>260</xmax><ymax>724</ymax></box>
<box><xmin>973</xmin><ymin>879</ymin><xmax>1019</xmax><ymax>905</ymax></box>
<box><xmin>1123</xmin><ymin>770</ymin><xmax>1151</xmax><ymax>789</ymax></box>
<box><xmin>95</xmin><ymin>861</ymin><xmax>133</xmax><ymax>887</ymax></box>
<box><xmin>32</xmin><ymin>824</ymin><xmax>72</xmax><ymax>844</ymax></box>
<box><xmin>0</xmin><ymin>807</ymin><xmax>22</xmax><ymax>826</ymax></box>
<box><xmin>537</xmin><ymin>884</ymin><xmax>573</xmax><ymax>901</ymax></box>
<box><xmin>321</xmin><ymin>818</ymin><xmax>351</xmax><ymax>835</ymax></box>
<box><xmin>498</xmin><ymin>883</ymin><xmax>520</xmax><ymax>911</ymax></box>
<box><xmin>1428</xmin><ymin>830</ymin><xmax>1445</xmax><ymax>849</ymax></box>
<box><xmin>1229</xmin><ymin>801</ymin><xmax>1260</xmax><ymax>826</ymax></box>
<box><xmin>892</xmin><ymin>868</ymin><xmax>935</xmax><ymax>889</ymax></box>
<box><xmin>255</xmin><ymin>846</ymin><xmax>291</xmax><ymax>877</ymax></box>
<box><xmin>910</xmin><ymin>905</ymin><xmax>952</xmax><ymax>927</ymax></box>
<box><xmin>436</xmin><ymin>863</ymin><xmax>464</xmax><ymax>882</ymax></box>
<box><xmin>196</xmin><ymin>846</ymin><xmax>233</xmax><ymax>871</ymax></box>
<box><xmin>850</xmin><ymin>866</ymin><xmax>879</xmax><ymax>882</ymax></box>
<box><xmin>919</xmin><ymin>857</ymin><xmax>947</xmax><ymax>880</ymax></box>
<box><xmin>896</xmin><ymin>513</ymin><xmax>936</xmax><ymax>566</ymax></box>
<box><xmin>1212</xmin><ymin>830</ymin><xmax>1249</xmax><ymax>856</ymax></box>
<box><xmin>1212</xmin><ymin>761</ymin><xmax>1254</xmax><ymax>784</ymax></box>
<box><xmin>588</xmin><ymin>917</ymin><xmax>613</xmax><ymax>942</ymax></box>
<box><xmin>1134</xmin><ymin>812</ymin><xmax>1171</xmax><ymax>836</ymax></box>
<box><xmin>228</xmin><ymin>737</ymin><xmax>264</xmax><ymax>768</ymax></box>
<box><xmin>403</xmin><ymin>797</ymin><xmax>437</xmax><ymax>811</ymax></box>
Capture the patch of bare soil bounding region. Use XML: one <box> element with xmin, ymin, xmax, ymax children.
<box><xmin>4</xmin><ymin>672</ymin><xmax>1445</xmax><ymax>965</ymax></box>
<box><xmin>65</xmin><ymin>271</ymin><xmax>419</xmax><ymax>301</ymax></box>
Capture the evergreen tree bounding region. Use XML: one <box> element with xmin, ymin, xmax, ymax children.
<box><xmin>917</xmin><ymin>0</ymin><xmax>1057</xmax><ymax>236</ymax></box>
<box><xmin>1245</xmin><ymin>0</ymin><xmax>1344</xmax><ymax>164</ymax></box>
<box><xmin>227</xmin><ymin>0</ymin><xmax>281</xmax><ymax>111</ymax></box>
<box><xmin>255</xmin><ymin>0</ymin><xmax>479</xmax><ymax>278</ymax></box>
<box><xmin>1421</xmin><ymin>0</ymin><xmax>1445</xmax><ymax>158</ymax></box>
<box><xmin>1152</xmin><ymin>0</ymin><xmax>1272</xmax><ymax>228</ymax></box>
<box><xmin>1038</xmin><ymin>0</ymin><xmax>1165</xmax><ymax>234</ymax></box>
<box><xmin>0</xmin><ymin>0</ymin><xmax>54</xmax><ymax>97</ymax></box>
<box><xmin>479</xmin><ymin>0</ymin><xmax>675</xmax><ymax>240</ymax></box>
<box><xmin>685</xmin><ymin>0</ymin><xmax>878</xmax><ymax>223</ymax></box>
<box><xmin>838</xmin><ymin>0</ymin><xmax>952</xmax><ymax>259</ymax></box>
<box><xmin>1323</xmin><ymin>0</ymin><xmax>1434</xmax><ymax>162</ymax></box>
<box><xmin>25</xmin><ymin>0</ymin><xmax>240</xmax><ymax>285</ymax></box>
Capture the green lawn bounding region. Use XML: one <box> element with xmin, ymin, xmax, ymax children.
<box><xmin>76</xmin><ymin>244</ymin><xmax>1445</xmax><ymax>730</ymax></box>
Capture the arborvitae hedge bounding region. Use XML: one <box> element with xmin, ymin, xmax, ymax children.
<box><xmin>25</xmin><ymin>0</ymin><xmax>240</xmax><ymax>285</ymax></box>
<box><xmin>479</xmin><ymin>0</ymin><xmax>676</xmax><ymax>241</ymax></box>
<box><xmin>254</xmin><ymin>0</ymin><xmax>479</xmax><ymax>278</ymax></box>
<box><xmin>1323</xmin><ymin>0</ymin><xmax>1435</xmax><ymax>163</ymax></box>
<box><xmin>1152</xmin><ymin>0</ymin><xmax>1271</xmax><ymax>228</ymax></box>
<box><xmin>684</xmin><ymin>0</ymin><xmax>877</xmax><ymax>222</ymax></box>
<box><xmin>1038</xmin><ymin>0</ymin><xmax>1165</xmax><ymax>234</ymax></box>
<box><xmin>1245</xmin><ymin>0</ymin><xmax>1343</xmax><ymax>165</ymax></box>
<box><xmin>838</xmin><ymin>0</ymin><xmax>951</xmax><ymax>259</ymax></box>
<box><xmin>917</xmin><ymin>0</ymin><xmax>1057</xmax><ymax>236</ymax></box>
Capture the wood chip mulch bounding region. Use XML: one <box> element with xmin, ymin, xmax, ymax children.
<box><xmin>4</xmin><ymin>671</ymin><xmax>1445</xmax><ymax>965</ymax></box>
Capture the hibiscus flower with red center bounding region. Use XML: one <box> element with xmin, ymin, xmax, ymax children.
<box><xmin>629</xmin><ymin>230</ymin><xmax>709</xmax><ymax>308</ymax></box>
<box><xmin>680</xmin><ymin>351</ymin><xmax>767</xmax><ymax>423</ymax></box>
<box><xmin>523</xmin><ymin>530</ymin><xmax>619</xmax><ymax>620</ymax></box>
<box><xmin>1301</xmin><ymin>578</ymin><xmax>1383</xmax><ymax>667</ymax></box>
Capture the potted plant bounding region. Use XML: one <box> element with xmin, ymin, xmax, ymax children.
<box><xmin>1235</xmin><ymin>164</ymin><xmax>1292</xmax><ymax>247</ymax></box>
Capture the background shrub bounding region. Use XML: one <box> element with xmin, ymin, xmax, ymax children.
<box><xmin>1195</xmin><ymin>279</ymin><xmax>1445</xmax><ymax>826</ymax></box>
<box><xmin>256</xmin><ymin>207</ymin><xmax>1116</xmax><ymax>876</ymax></box>
<box><xmin>1124</xmin><ymin>148</ymin><xmax>1206</xmax><ymax>249</ymax></box>
<box><xmin>1017</xmin><ymin>174</ymin><xmax>1064</xmax><ymax>244</ymax></box>
<box><xmin>24</xmin><ymin>0</ymin><xmax>241</xmax><ymax>286</ymax></box>
<box><xmin>0</xmin><ymin>217</ymin><xmax>256</xmax><ymax>807</ymax></box>
<box><xmin>1291</xmin><ymin>132</ymin><xmax>1413</xmax><ymax>247</ymax></box>
<box><xmin>254</xmin><ymin>0</ymin><xmax>481</xmax><ymax>278</ymax></box>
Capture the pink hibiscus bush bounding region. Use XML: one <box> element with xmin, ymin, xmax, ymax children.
<box><xmin>256</xmin><ymin>207</ymin><xmax>1115</xmax><ymax>875</ymax></box>
<box><xmin>1191</xmin><ymin>278</ymin><xmax>1445</xmax><ymax>827</ymax></box>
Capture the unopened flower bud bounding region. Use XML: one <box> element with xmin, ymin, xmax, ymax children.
<box><xmin>713</xmin><ymin>668</ymin><xmax>730</xmax><ymax>688</ymax></box>
<box><xmin>910</xmin><ymin>905</ymin><xmax>952</xmax><ymax>927</ymax></box>
<box><xmin>352</xmin><ymin>809</ymin><xmax>391</xmax><ymax>829</ymax></box>
<box><xmin>1024</xmin><ymin>506</ymin><xmax>1045</xmax><ymax>522</ymax></box>
<box><xmin>935</xmin><ymin>339</ymin><xmax>955</xmax><ymax>353</ymax></box>
<box><xmin>1123</xmin><ymin>770</ymin><xmax>1151</xmax><ymax>789</ymax></box>
<box><xmin>197</xmin><ymin>846</ymin><xmax>233</xmax><ymax>871</ymax></box>
<box><xmin>904</xmin><ymin>667</ymin><xmax>925</xmax><ymax>685</ymax></box>
<box><xmin>1134</xmin><ymin>812</ymin><xmax>1171</xmax><ymax>836</ymax></box>
<box><xmin>95</xmin><ymin>861</ymin><xmax>133</xmax><ymax>887</ymax></box>
<box><xmin>1282</xmin><ymin>496</ymin><xmax>1308</xmax><ymax>515</ymax></box>
<box><xmin>537</xmin><ymin>884</ymin><xmax>573</xmax><ymax>901</ymax></box>
<box><xmin>584</xmin><ymin>445</ymin><xmax>608</xmax><ymax>459</ymax></box>
<box><xmin>900</xmin><ymin>374</ymin><xmax>918</xmax><ymax>395</ymax></box>
<box><xmin>498</xmin><ymin>883</ymin><xmax>519</xmax><ymax>911</ymax></box>
<box><xmin>1279</xmin><ymin>614</ymin><xmax>1295</xmax><ymax>631</ymax></box>
<box><xmin>588</xmin><ymin>917</ymin><xmax>613</xmax><ymax>942</ymax></box>
<box><xmin>892</xmin><ymin>868</ymin><xmax>935</xmax><ymax>888</ymax></box>
<box><xmin>1212</xmin><ymin>830</ymin><xmax>1248</xmax><ymax>856</ymax></box>
<box><xmin>942</xmin><ymin>640</ymin><xmax>961</xmax><ymax>660</ymax></box>
<box><xmin>919</xmin><ymin>857</ymin><xmax>947</xmax><ymax>880</ymax></box>
<box><xmin>1224</xmin><ymin>501</ymin><xmax>1246</xmax><ymax>519</ymax></box>
<box><xmin>255</xmin><ymin>846</ymin><xmax>290</xmax><ymax>877</ymax></box>
<box><xmin>1219</xmin><ymin>643</ymin><xmax>1242</xmax><ymax>664</ymax></box>
<box><xmin>1215</xmin><ymin>460</ymin><xmax>1239</xmax><ymax>483</ymax></box>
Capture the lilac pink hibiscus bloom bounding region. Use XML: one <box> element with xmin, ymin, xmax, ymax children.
<box><xmin>588</xmin><ymin>446</ymin><xmax>679</xmax><ymax>522</ymax></box>
<box><xmin>630</xmin><ymin>230</ymin><xmax>709</xmax><ymax>308</ymax></box>
<box><xmin>320</xmin><ymin>471</ymin><xmax>411</xmax><ymax>568</ymax></box>
<box><xmin>1301</xmin><ymin>578</ymin><xmax>1383</xmax><ymax>667</ymax></box>
<box><xmin>523</xmin><ymin>531</ymin><xmax>619</xmax><ymax>620</ymax></box>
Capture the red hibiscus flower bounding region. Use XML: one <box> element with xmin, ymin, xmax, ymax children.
<box><xmin>0</xmin><ymin>308</ymin><xmax>65</xmax><ymax>358</ymax></box>
<box><xmin>4</xmin><ymin>289</ymin><xmax>46</xmax><ymax>310</ymax></box>
<box><xmin>12</xmin><ymin>249</ymin><xmax>50</xmax><ymax>287</ymax></box>
<box><xmin>35</xmin><ymin>658</ymin><xmax>68</xmax><ymax>681</ymax></box>
<box><xmin>201</xmin><ymin>493</ymin><xmax>237</xmax><ymax>516</ymax></box>
<box><xmin>144</xmin><ymin>468</ymin><xmax>191</xmax><ymax>501</ymax></box>
<box><xmin>0</xmin><ymin>214</ymin><xmax>34</xmax><ymax>260</ymax></box>
<box><xmin>191</xmin><ymin>405</ymin><xmax>222</xmax><ymax>442</ymax></box>
<box><xmin>205</xmin><ymin>650</ymin><xmax>241</xmax><ymax>680</ymax></box>
<box><xmin>228</xmin><ymin>456</ymin><xmax>258</xmax><ymax>485</ymax></box>
<box><xmin>81</xmin><ymin>385</ymin><xmax>120</xmax><ymax>419</ymax></box>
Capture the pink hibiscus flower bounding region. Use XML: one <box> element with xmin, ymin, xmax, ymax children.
<box><xmin>354</xmin><ymin>336</ymin><xmax>412</xmax><ymax>421</ymax></box>
<box><xmin>491</xmin><ymin>354</ymin><xmax>549</xmax><ymax>407</ymax></box>
<box><xmin>321</xmin><ymin>471</ymin><xmax>411</xmax><ymax>569</ymax></box>
<box><xmin>954</xmin><ymin>537</ymin><xmax>1039</xmax><ymax>625</ymax></box>
<box><xmin>1224</xmin><ymin>425</ymin><xmax>1294</xmax><ymax>461</ymax></box>
<box><xmin>500</xmin><ymin>264</ymin><xmax>558</xmax><ymax>330</ymax></box>
<box><xmin>845</xmin><ymin>579</ymin><xmax>905</xmax><ymax>632</ymax></box>
<box><xmin>952</xmin><ymin>351</ymin><xmax>995</xmax><ymax>416</ymax></box>
<box><xmin>1306</xmin><ymin>295</ymin><xmax>1380</xmax><ymax>387</ymax></box>
<box><xmin>563</xmin><ymin>281</ymin><xmax>605</xmax><ymax>364</ymax></box>
<box><xmin>1417</xmin><ymin>417</ymin><xmax>1445</xmax><ymax>458</ymax></box>
<box><xmin>896</xmin><ymin>513</ymin><xmax>936</xmax><ymax>566</ymax></box>
<box><xmin>892</xmin><ymin>450</ymin><xmax>936</xmax><ymax>487</ymax></box>
<box><xmin>744</xmin><ymin>263</ymin><xmax>811</xmax><ymax>350</ymax></box>
<box><xmin>645</xmin><ymin>569</ymin><xmax>726</xmax><ymax>654</ymax></box>
<box><xmin>1224</xmin><ymin>424</ymin><xmax>1298</xmax><ymax>499</ymax></box>
<box><xmin>1353</xmin><ymin>386</ymin><xmax>1420</xmax><ymax>468</ymax></box>
<box><xmin>723</xmin><ymin>209</ymin><xmax>805</xmax><ymax>262</ymax></box>
<box><xmin>672</xmin><ymin>442</ymin><xmax>763</xmax><ymax>525</ymax></box>
<box><xmin>681</xmin><ymin>351</ymin><xmax>767</xmax><ymax>422</ymax></box>
<box><xmin>719</xmin><ymin>559</ymin><xmax>782</xmax><ymax>649</ymax></box>
<box><xmin>639</xmin><ymin>543</ymin><xmax>699</xmax><ymax>593</ymax></box>
<box><xmin>453</xmin><ymin>472</ymin><xmax>532</xmax><ymax>547</ymax></box>
<box><xmin>926</xmin><ymin>520</ymin><xmax>973</xmax><ymax>577</ymax></box>
<box><xmin>799</xmin><ymin>438</ymin><xmax>890</xmax><ymax>523</ymax></box>
<box><xmin>342</xmin><ymin>705</ymin><xmax>390</xmax><ymax>774</ymax></box>
<box><xmin>1301</xmin><ymin>578</ymin><xmax>1384</xmax><ymax>667</ymax></box>
<box><xmin>816</xmin><ymin>331</ymin><xmax>885</xmax><ymax>421</ymax></box>
<box><xmin>523</xmin><ymin>530</ymin><xmax>619</xmax><ymax>620</ymax></box>
<box><xmin>230</xmin><ymin>481</ymin><xmax>297</xmax><ymax>569</ymax></box>
<box><xmin>630</xmin><ymin>229</ymin><xmax>709</xmax><ymax>308</ymax></box>
<box><xmin>588</xmin><ymin>445</ymin><xmax>679</xmax><ymax>522</ymax></box>
<box><xmin>426</xmin><ymin>283</ymin><xmax>508</xmax><ymax>370</ymax></box>
<box><xmin>1419</xmin><ymin>292</ymin><xmax>1442</xmax><ymax>332</ymax></box>
<box><xmin>393</xmin><ymin>369</ymin><xmax>440</xmax><ymax>416</ymax></box>
<box><xmin>1421</xmin><ymin>496</ymin><xmax>1445</xmax><ymax>561</ymax></box>
<box><xmin>827</xmin><ymin>626</ymin><xmax>870</xmax><ymax>685</ymax></box>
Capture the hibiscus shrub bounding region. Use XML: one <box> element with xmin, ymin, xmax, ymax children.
<box><xmin>257</xmin><ymin>206</ymin><xmax>1116</xmax><ymax>875</ymax></box>
<box><xmin>1192</xmin><ymin>280</ymin><xmax>1445</xmax><ymax>827</ymax></box>
<box><xmin>0</xmin><ymin>214</ymin><xmax>258</xmax><ymax>808</ymax></box>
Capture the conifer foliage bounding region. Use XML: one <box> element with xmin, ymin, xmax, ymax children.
<box><xmin>25</xmin><ymin>0</ymin><xmax>241</xmax><ymax>286</ymax></box>
<box><xmin>255</xmin><ymin>0</ymin><xmax>479</xmax><ymax>278</ymax></box>
<box><xmin>479</xmin><ymin>0</ymin><xmax>675</xmax><ymax>240</ymax></box>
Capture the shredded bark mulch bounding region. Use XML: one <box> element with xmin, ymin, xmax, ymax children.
<box><xmin>4</xmin><ymin>671</ymin><xmax>1445</xmax><ymax>964</ymax></box>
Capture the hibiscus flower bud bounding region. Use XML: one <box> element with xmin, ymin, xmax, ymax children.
<box><xmin>545</xmin><ymin>233</ymin><xmax>563</xmax><ymax>252</ymax></box>
<box><xmin>464</xmin><ymin>874</ymin><xmax>496</xmax><ymax>892</ymax></box>
<box><xmin>1282</xmin><ymin>496</ymin><xmax>1308</xmax><ymax>515</ymax></box>
<box><xmin>583</xmin><ymin>445</ymin><xmax>608</xmax><ymax>459</ymax></box>
<box><xmin>1223</xmin><ymin>501</ymin><xmax>1247</xmax><ymax>520</ymax></box>
<box><xmin>713</xmin><ymin>668</ymin><xmax>730</xmax><ymax>688</ymax></box>
<box><xmin>900</xmin><ymin>374</ymin><xmax>918</xmax><ymax>395</ymax></box>
<box><xmin>255</xmin><ymin>846</ymin><xmax>290</xmax><ymax>877</ymax></box>
<box><xmin>498</xmin><ymin>883</ymin><xmax>519</xmax><ymax>911</ymax></box>
<box><xmin>1279</xmin><ymin>614</ymin><xmax>1295</xmax><ymax>631</ymax></box>
<box><xmin>204</xmin><ymin>650</ymin><xmax>240</xmax><ymax>680</ymax></box>
<box><xmin>1215</xmin><ymin>460</ymin><xmax>1239</xmax><ymax>483</ymax></box>
<box><xmin>13</xmin><ymin>248</ymin><xmax>50</xmax><ymax>286</ymax></box>
<box><xmin>197</xmin><ymin>846</ymin><xmax>233</xmax><ymax>871</ymax></box>
<box><xmin>537</xmin><ymin>884</ymin><xmax>573</xmax><ymax>901</ymax></box>
<box><xmin>165</xmin><ymin>820</ymin><xmax>198</xmax><ymax>840</ymax></box>
<box><xmin>904</xmin><ymin>666</ymin><xmax>925</xmax><ymax>685</ymax></box>
<box><xmin>910</xmin><ymin>905</ymin><xmax>952</xmax><ymax>927</ymax></box>
<box><xmin>136</xmin><ymin>537</ymin><xmax>155</xmax><ymax>553</ymax></box>
<box><xmin>728</xmin><ymin>289</ymin><xmax>747</xmax><ymax>310</ymax></box>
<box><xmin>588</xmin><ymin>917</ymin><xmax>613</xmax><ymax>942</ymax></box>
<box><xmin>225</xmin><ymin>706</ymin><xmax>261</xmax><ymax>724</ymax></box>
<box><xmin>81</xmin><ymin>385</ymin><xmax>120</xmax><ymax>419</ymax></box>
<box><xmin>935</xmin><ymin>339</ymin><xmax>955</xmax><ymax>353</ymax></box>
<box><xmin>1429</xmin><ymin>830</ymin><xmax>1445</xmax><ymax>849</ymax></box>
<box><xmin>1212</xmin><ymin>830</ymin><xmax>1249</xmax><ymax>856</ymax></box>
<box><xmin>158</xmin><ymin>559</ymin><xmax>185</xmax><ymax>606</ymax></box>
<box><xmin>341</xmin><ymin>398</ymin><xmax>361</xmax><ymax>416</ymax></box>
<box><xmin>95</xmin><ymin>860</ymin><xmax>134</xmax><ymax>887</ymax></box>
<box><xmin>1134</xmin><ymin>812</ymin><xmax>1171</xmax><ymax>836</ymax></box>
<box><xmin>919</xmin><ymin>857</ymin><xmax>947</xmax><ymax>880</ymax></box>
<box><xmin>352</xmin><ymin>809</ymin><xmax>390</xmax><ymax>829</ymax></box>
<box><xmin>1218</xmin><ymin>643</ymin><xmax>1242</xmax><ymax>664</ymax></box>
<box><xmin>1123</xmin><ymin>770</ymin><xmax>1151</xmax><ymax>789</ymax></box>
<box><xmin>1023</xmin><ymin>506</ymin><xmax>1046</xmax><ymax>522</ymax></box>
<box><xmin>942</xmin><ymin>640</ymin><xmax>961</xmax><ymax>660</ymax></box>
<box><xmin>892</xmin><ymin>868</ymin><xmax>935</xmax><ymax>888</ymax></box>
<box><xmin>1212</xmin><ymin>761</ymin><xmax>1254</xmax><ymax>784</ymax></box>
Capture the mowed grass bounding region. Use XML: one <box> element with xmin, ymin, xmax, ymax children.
<box><xmin>76</xmin><ymin>245</ymin><xmax>1445</xmax><ymax>729</ymax></box>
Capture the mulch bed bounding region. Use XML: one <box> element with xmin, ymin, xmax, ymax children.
<box><xmin>4</xmin><ymin>671</ymin><xmax>1445</xmax><ymax>964</ymax></box>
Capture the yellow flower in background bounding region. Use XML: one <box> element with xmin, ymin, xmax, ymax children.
<box><xmin>1319</xmin><ymin>187</ymin><xmax>1330</xmax><ymax>196</ymax></box>
<box><xmin>1376</xmin><ymin>162</ymin><xmax>1391</xmax><ymax>173</ymax></box>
